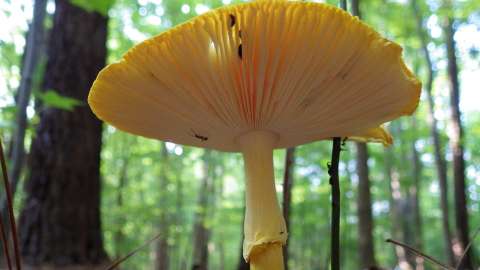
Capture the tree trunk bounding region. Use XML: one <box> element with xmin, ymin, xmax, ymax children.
<box><xmin>282</xmin><ymin>147</ymin><xmax>295</xmax><ymax>270</ymax></box>
<box><xmin>218</xmin><ymin>237</ymin><xmax>225</xmax><ymax>270</ymax></box>
<box><xmin>1</xmin><ymin>0</ymin><xmax>47</xmax><ymax>255</ymax></box>
<box><xmin>442</xmin><ymin>1</ymin><xmax>474</xmax><ymax>268</ymax></box>
<box><xmin>356</xmin><ymin>142</ymin><xmax>377</xmax><ymax>269</ymax></box>
<box><xmin>341</xmin><ymin>153</ymin><xmax>354</xmax><ymax>269</ymax></box>
<box><xmin>113</xmin><ymin>147</ymin><xmax>128</xmax><ymax>259</ymax></box>
<box><xmin>210</xmin><ymin>155</ymin><xmax>224</xmax><ymax>270</ymax></box>
<box><xmin>8</xmin><ymin>0</ymin><xmax>47</xmax><ymax>190</ymax></box>
<box><xmin>191</xmin><ymin>150</ymin><xmax>213</xmax><ymax>270</ymax></box>
<box><xmin>385</xmin><ymin>145</ymin><xmax>413</xmax><ymax>270</ymax></box>
<box><xmin>0</xmin><ymin>1</ymin><xmax>47</xmax><ymax>262</ymax></box>
<box><xmin>349</xmin><ymin>1</ymin><xmax>377</xmax><ymax>268</ymax></box>
<box><xmin>409</xmin><ymin>116</ymin><xmax>424</xmax><ymax>270</ymax></box>
<box><xmin>171</xmin><ymin>157</ymin><xmax>186</xmax><ymax>270</ymax></box>
<box><xmin>155</xmin><ymin>143</ymin><xmax>170</xmax><ymax>270</ymax></box>
<box><xmin>18</xmin><ymin>0</ymin><xmax>108</xmax><ymax>268</ymax></box>
<box><xmin>351</xmin><ymin>0</ymin><xmax>360</xmax><ymax>18</ymax></box>
<box><xmin>410</xmin><ymin>0</ymin><xmax>456</xmax><ymax>264</ymax></box>
<box><xmin>397</xmin><ymin>122</ymin><xmax>418</xmax><ymax>268</ymax></box>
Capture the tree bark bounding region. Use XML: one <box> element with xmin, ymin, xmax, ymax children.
<box><xmin>397</xmin><ymin>122</ymin><xmax>418</xmax><ymax>268</ymax></box>
<box><xmin>0</xmin><ymin>1</ymin><xmax>47</xmax><ymax>262</ymax></box>
<box><xmin>410</xmin><ymin>0</ymin><xmax>456</xmax><ymax>265</ymax></box>
<box><xmin>211</xmin><ymin>155</ymin><xmax>224</xmax><ymax>270</ymax></box>
<box><xmin>442</xmin><ymin>1</ymin><xmax>474</xmax><ymax>268</ymax></box>
<box><xmin>356</xmin><ymin>142</ymin><xmax>377</xmax><ymax>269</ymax></box>
<box><xmin>349</xmin><ymin>1</ymin><xmax>377</xmax><ymax>268</ymax></box>
<box><xmin>282</xmin><ymin>147</ymin><xmax>295</xmax><ymax>270</ymax></box>
<box><xmin>8</xmin><ymin>0</ymin><xmax>47</xmax><ymax>190</ymax></box>
<box><xmin>171</xmin><ymin>156</ymin><xmax>186</xmax><ymax>270</ymax></box>
<box><xmin>385</xmin><ymin>141</ymin><xmax>413</xmax><ymax>270</ymax></box>
<box><xmin>409</xmin><ymin>116</ymin><xmax>424</xmax><ymax>270</ymax></box>
<box><xmin>155</xmin><ymin>143</ymin><xmax>170</xmax><ymax>270</ymax></box>
<box><xmin>351</xmin><ymin>0</ymin><xmax>360</xmax><ymax>18</ymax></box>
<box><xmin>113</xmin><ymin>144</ymin><xmax>128</xmax><ymax>259</ymax></box>
<box><xmin>191</xmin><ymin>150</ymin><xmax>213</xmax><ymax>270</ymax></box>
<box><xmin>18</xmin><ymin>0</ymin><xmax>108</xmax><ymax>268</ymax></box>
<box><xmin>218</xmin><ymin>237</ymin><xmax>225</xmax><ymax>270</ymax></box>
<box><xmin>341</xmin><ymin>154</ymin><xmax>354</xmax><ymax>269</ymax></box>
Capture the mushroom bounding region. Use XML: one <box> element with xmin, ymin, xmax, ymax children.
<box><xmin>88</xmin><ymin>1</ymin><xmax>420</xmax><ymax>269</ymax></box>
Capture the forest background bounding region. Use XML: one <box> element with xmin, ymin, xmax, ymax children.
<box><xmin>0</xmin><ymin>0</ymin><xmax>480</xmax><ymax>269</ymax></box>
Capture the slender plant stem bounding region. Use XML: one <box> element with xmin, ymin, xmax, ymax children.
<box><xmin>0</xmin><ymin>214</ymin><xmax>13</xmax><ymax>270</ymax></box>
<box><xmin>0</xmin><ymin>139</ymin><xmax>22</xmax><ymax>270</ymax></box>
<box><xmin>329</xmin><ymin>137</ymin><xmax>342</xmax><ymax>270</ymax></box>
<box><xmin>106</xmin><ymin>233</ymin><xmax>163</xmax><ymax>270</ymax></box>
<box><xmin>386</xmin><ymin>239</ymin><xmax>454</xmax><ymax>270</ymax></box>
<box><xmin>455</xmin><ymin>226</ymin><xmax>480</xmax><ymax>270</ymax></box>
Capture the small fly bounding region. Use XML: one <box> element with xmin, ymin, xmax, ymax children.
<box><xmin>190</xmin><ymin>129</ymin><xmax>208</xmax><ymax>142</ymax></box>
<box><xmin>341</xmin><ymin>137</ymin><xmax>348</xmax><ymax>151</ymax></box>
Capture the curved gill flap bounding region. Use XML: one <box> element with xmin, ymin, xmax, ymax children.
<box><xmin>88</xmin><ymin>1</ymin><xmax>420</xmax><ymax>152</ymax></box>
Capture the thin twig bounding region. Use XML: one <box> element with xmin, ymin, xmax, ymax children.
<box><xmin>329</xmin><ymin>137</ymin><xmax>342</xmax><ymax>270</ymax></box>
<box><xmin>105</xmin><ymin>233</ymin><xmax>162</xmax><ymax>270</ymax></box>
<box><xmin>0</xmin><ymin>214</ymin><xmax>13</xmax><ymax>270</ymax></box>
<box><xmin>0</xmin><ymin>138</ymin><xmax>22</xmax><ymax>270</ymax></box>
<box><xmin>455</xmin><ymin>226</ymin><xmax>480</xmax><ymax>270</ymax></box>
<box><xmin>386</xmin><ymin>239</ymin><xmax>454</xmax><ymax>270</ymax></box>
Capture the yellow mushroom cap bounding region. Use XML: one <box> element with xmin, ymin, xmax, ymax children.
<box><xmin>88</xmin><ymin>1</ymin><xmax>420</xmax><ymax>151</ymax></box>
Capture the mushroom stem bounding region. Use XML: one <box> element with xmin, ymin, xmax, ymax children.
<box><xmin>250</xmin><ymin>244</ymin><xmax>284</xmax><ymax>270</ymax></box>
<box><xmin>237</xmin><ymin>130</ymin><xmax>287</xmax><ymax>270</ymax></box>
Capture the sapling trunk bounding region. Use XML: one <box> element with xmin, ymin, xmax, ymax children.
<box><xmin>0</xmin><ymin>205</ymin><xmax>12</xmax><ymax>269</ymax></box>
<box><xmin>329</xmin><ymin>137</ymin><xmax>342</xmax><ymax>270</ymax></box>
<box><xmin>238</xmin><ymin>130</ymin><xmax>287</xmax><ymax>270</ymax></box>
<box><xmin>0</xmin><ymin>139</ymin><xmax>21</xmax><ymax>270</ymax></box>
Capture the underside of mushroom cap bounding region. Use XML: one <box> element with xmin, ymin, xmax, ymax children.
<box><xmin>88</xmin><ymin>1</ymin><xmax>420</xmax><ymax>152</ymax></box>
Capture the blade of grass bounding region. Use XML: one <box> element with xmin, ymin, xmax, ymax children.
<box><xmin>105</xmin><ymin>233</ymin><xmax>162</xmax><ymax>270</ymax></box>
<box><xmin>455</xmin><ymin>226</ymin><xmax>480</xmax><ymax>270</ymax></box>
<box><xmin>386</xmin><ymin>239</ymin><xmax>454</xmax><ymax>270</ymax></box>
<box><xmin>0</xmin><ymin>214</ymin><xmax>13</xmax><ymax>270</ymax></box>
<box><xmin>0</xmin><ymin>138</ymin><xmax>22</xmax><ymax>270</ymax></box>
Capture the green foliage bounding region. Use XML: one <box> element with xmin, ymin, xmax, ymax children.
<box><xmin>33</xmin><ymin>89</ymin><xmax>83</xmax><ymax>111</ymax></box>
<box><xmin>70</xmin><ymin>0</ymin><xmax>115</xmax><ymax>16</ymax></box>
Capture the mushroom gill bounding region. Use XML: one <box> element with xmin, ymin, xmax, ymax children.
<box><xmin>88</xmin><ymin>1</ymin><xmax>421</xmax><ymax>269</ymax></box>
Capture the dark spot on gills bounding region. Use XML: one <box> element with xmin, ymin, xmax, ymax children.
<box><xmin>238</xmin><ymin>44</ymin><xmax>243</xmax><ymax>59</ymax></box>
<box><xmin>229</xmin><ymin>14</ymin><xmax>236</xmax><ymax>27</ymax></box>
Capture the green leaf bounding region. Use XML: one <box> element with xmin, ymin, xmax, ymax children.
<box><xmin>34</xmin><ymin>90</ymin><xmax>83</xmax><ymax>111</ymax></box>
<box><xmin>70</xmin><ymin>0</ymin><xmax>115</xmax><ymax>16</ymax></box>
